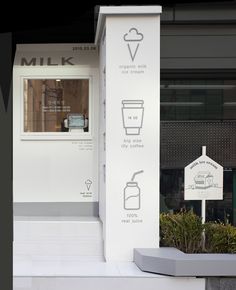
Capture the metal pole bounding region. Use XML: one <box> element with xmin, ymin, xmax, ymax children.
<box><xmin>202</xmin><ymin>199</ymin><xmax>206</xmax><ymax>224</ymax></box>
<box><xmin>202</xmin><ymin>145</ymin><xmax>206</xmax><ymax>156</ymax></box>
<box><xmin>201</xmin><ymin>146</ymin><xmax>207</xmax><ymax>223</ymax></box>
<box><xmin>202</xmin><ymin>198</ymin><xmax>206</xmax><ymax>250</ymax></box>
<box><xmin>201</xmin><ymin>146</ymin><xmax>207</xmax><ymax>250</ymax></box>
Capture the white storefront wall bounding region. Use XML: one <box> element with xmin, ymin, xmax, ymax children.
<box><xmin>13</xmin><ymin>44</ymin><xmax>99</xmax><ymax>202</ymax></box>
<box><xmin>13</xmin><ymin>6</ymin><xmax>162</xmax><ymax>263</ymax></box>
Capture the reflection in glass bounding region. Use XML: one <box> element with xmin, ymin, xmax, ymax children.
<box><xmin>160</xmin><ymin>80</ymin><xmax>236</xmax><ymax>121</ymax></box>
<box><xmin>160</xmin><ymin>169</ymin><xmax>233</xmax><ymax>224</ymax></box>
<box><xmin>24</xmin><ymin>79</ymin><xmax>89</xmax><ymax>133</ymax></box>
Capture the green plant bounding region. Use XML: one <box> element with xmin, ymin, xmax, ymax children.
<box><xmin>160</xmin><ymin>211</ymin><xmax>236</xmax><ymax>254</ymax></box>
<box><xmin>205</xmin><ymin>222</ymin><xmax>236</xmax><ymax>254</ymax></box>
<box><xmin>160</xmin><ymin>211</ymin><xmax>204</xmax><ymax>253</ymax></box>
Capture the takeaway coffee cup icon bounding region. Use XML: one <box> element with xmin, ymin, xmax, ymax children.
<box><xmin>122</xmin><ymin>100</ymin><xmax>144</xmax><ymax>135</ymax></box>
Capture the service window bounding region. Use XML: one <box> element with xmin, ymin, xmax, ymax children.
<box><xmin>23</xmin><ymin>78</ymin><xmax>90</xmax><ymax>135</ymax></box>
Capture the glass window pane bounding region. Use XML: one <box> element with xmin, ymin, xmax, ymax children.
<box><xmin>24</xmin><ymin>79</ymin><xmax>89</xmax><ymax>133</ymax></box>
<box><xmin>160</xmin><ymin>80</ymin><xmax>236</xmax><ymax>121</ymax></box>
<box><xmin>160</xmin><ymin>169</ymin><xmax>201</xmax><ymax>215</ymax></box>
<box><xmin>206</xmin><ymin>170</ymin><xmax>233</xmax><ymax>224</ymax></box>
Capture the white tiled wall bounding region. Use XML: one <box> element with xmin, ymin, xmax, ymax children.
<box><xmin>13</xmin><ymin>217</ymin><xmax>104</xmax><ymax>264</ymax></box>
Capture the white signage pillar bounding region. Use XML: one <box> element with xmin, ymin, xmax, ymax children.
<box><xmin>96</xmin><ymin>6</ymin><xmax>162</xmax><ymax>261</ymax></box>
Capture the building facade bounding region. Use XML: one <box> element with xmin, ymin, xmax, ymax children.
<box><xmin>160</xmin><ymin>2</ymin><xmax>236</xmax><ymax>225</ymax></box>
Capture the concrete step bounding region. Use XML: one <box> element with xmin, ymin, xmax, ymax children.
<box><xmin>13</xmin><ymin>216</ymin><xmax>104</xmax><ymax>261</ymax></box>
<box><xmin>13</xmin><ymin>260</ymin><xmax>205</xmax><ymax>290</ymax></box>
<box><xmin>13</xmin><ymin>217</ymin><xmax>205</xmax><ymax>290</ymax></box>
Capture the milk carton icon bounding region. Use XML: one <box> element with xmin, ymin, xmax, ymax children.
<box><xmin>124</xmin><ymin>170</ymin><xmax>143</xmax><ymax>210</ymax></box>
<box><xmin>194</xmin><ymin>171</ymin><xmax>213</xmax><ymax>189</ymax></box>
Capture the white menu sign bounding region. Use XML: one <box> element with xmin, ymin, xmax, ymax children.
<box><xmin>184</xmin><ymin>148</ymin><xmax>223</xmax><ymax>200</ymax></box>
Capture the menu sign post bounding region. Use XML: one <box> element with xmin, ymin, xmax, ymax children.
<box><xmin>184</xmin><ymin>146</ymin><xmax>223</xmax><ymax>224</ymax></box>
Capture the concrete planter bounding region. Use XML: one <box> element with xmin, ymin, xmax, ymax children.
<box><xmin>134</xmin><ymin>247</ymin><xmax>236</xmax><ymax>277</ymax></box>
<box><xmin>206</xmin><ymin>278</ymin><xmax>236</xmax><ymax>290</ymax></box>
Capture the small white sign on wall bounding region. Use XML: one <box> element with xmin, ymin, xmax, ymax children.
<box><xmin>184</xmin><ymin>146</ymin><xmax>223</xmax><ymax>200</ymax></box>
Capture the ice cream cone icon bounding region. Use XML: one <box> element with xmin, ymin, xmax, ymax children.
<box><xmin>85</xmin><ymin>179</ymin><xmax>92</xmax><ymax>191</ymax></box>
<box><xmin>123</xmin><ymin>28</ymin><xmax>144</xmax><ymax>62</ymax></box>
